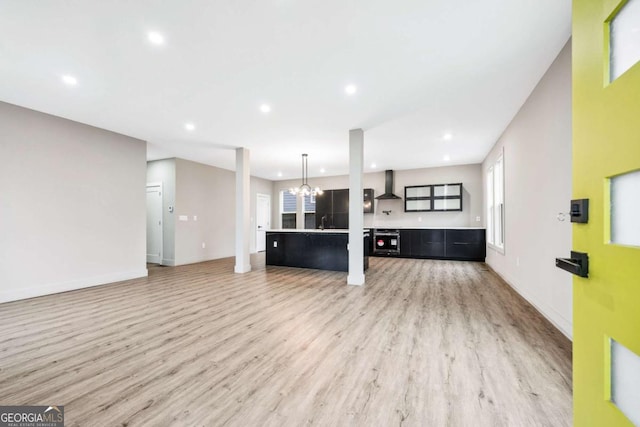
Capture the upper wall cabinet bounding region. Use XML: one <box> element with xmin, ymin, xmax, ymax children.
<box><xmin>315</xmin><ymin>188</ymin><xmax>375</xmax><ymax>229</ymax></box>
<box><xmin>404</xmin><ymin>183</ymin><xmax>463</xmax><ymax>212</ymax></box>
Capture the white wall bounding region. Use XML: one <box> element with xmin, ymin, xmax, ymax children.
<box><xmin>175</xmin><ymin>158</ymin><xmax>236</xmax><ymax>264</ymax></box>
<box><xmin>482</xmin><ymin>41</ymin><xmax>573</xmax><ymax>339</ymax></box>
<box><xmin>147</xmin><ymin>159</ymin><xmax>176</xmax><ymax>265</ymax></box>
<box><xmin>0</xmin><ymin>101</ymin><xmax>147</xmax><ymax>303</ymax></box>
<box><xmin>147</xmin><ymin>158</ymin><xmax>273</xmax><ymax>265</ymax></box>
<box><xmin>273</xmin><ymin>164</ymin><xmax>483</xmax><ymax>229</ymax></box>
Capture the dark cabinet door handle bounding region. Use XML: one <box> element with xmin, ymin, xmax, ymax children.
<box><xmin>453</xmin><ymin>242</ymin><xmax>470</xmax><ymax>245</ymax></box>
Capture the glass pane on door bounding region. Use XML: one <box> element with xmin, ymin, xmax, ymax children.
<box><xmin>610</xmin><ymin>0</ymin><xmax>640</xmax><ymax>81</ymax></box>
<box><xmin>611</xmin><ymin>169</ymin><xmax>640</xmax><ymax>246</ymax></box>
<box><xmin>611</xmin><ymin>339</ymin><xmax>640</xmax><ymax>426</ymax></box>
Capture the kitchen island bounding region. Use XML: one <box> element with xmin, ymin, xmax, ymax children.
<box><xmin>266</xmin><ymin>229</ymin><xmax>370</xmax><ymax>272</ymax></box>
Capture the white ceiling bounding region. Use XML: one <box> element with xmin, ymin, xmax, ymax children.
<box><xmin>0</xmin><ymin>0</ymin><xmax>571</xmax><ymax>181</ymax></box>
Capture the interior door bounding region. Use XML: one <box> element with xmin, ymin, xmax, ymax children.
<box><xmin>146</xmin><ymin>184</ymin><xmax>163</xmax><ymax>264</ymax></box>
<box><xmin>573</xmin><ymin>1</ymin><xmax>640</xmax><ymax>425</ymax></box>
<box><xmin>256</xmin><ymin>193</ymin><xmax>270</xmax><ymax>252</ymax></box>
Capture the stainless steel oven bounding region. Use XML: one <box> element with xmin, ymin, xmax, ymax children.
<box><xmin>373</xmin><ymin>229</ymin><xmax>400</xmax><ymax>255</ymax></box>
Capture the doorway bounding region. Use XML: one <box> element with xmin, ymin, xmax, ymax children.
<box><xmin>146</xmin><ymin>183</ymin><xmax>163</xmax><ymax>264</ymax></box>
<box><xmin>256</xmin><ymin>193</ymin><xmax>271</xmax><ymax>252</ymax></box>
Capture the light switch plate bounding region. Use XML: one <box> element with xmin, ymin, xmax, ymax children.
<box><xmin>179</xmin><ymin>215</ymin><xmax>188</xmax><ymax>221</ymax></box>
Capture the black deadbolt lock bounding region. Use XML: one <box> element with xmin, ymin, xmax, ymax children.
<box><xmin>570</xmin><ymin>199</ymin><xmax>589</xmax><ymax>223</ymax></box>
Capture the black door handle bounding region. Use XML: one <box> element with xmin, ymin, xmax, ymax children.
<box><xmin>556</xmin><ymin>251</ymin><xmax>589</xmax><ymax>278</ymax></box>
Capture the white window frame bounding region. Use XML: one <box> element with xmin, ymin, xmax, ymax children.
<box><xmin>487</xmin><ymin>167</ymin><xmax>494</xmax><ymax>246</ymax></box>
<box><xmin>487</xmin><ymin>150</ymin><xmax>505</xmax><ymax>253</ymax></box>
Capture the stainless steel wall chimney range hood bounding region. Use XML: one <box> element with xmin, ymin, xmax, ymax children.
<box><xmin>375</xmin><ymin>170</ymin><xmax>402</xmax><ymax>200</ymax></box>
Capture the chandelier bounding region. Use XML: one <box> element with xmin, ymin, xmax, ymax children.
<box><xmin>289</xmin><ymin>153</ymin><xmax>323</xmax><ymax>197</ymax></box>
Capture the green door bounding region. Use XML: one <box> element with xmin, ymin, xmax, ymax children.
<box><xmin>573</xmin><ymin>0</ymin><xmax>640</xmax><ymax>425</ymax></box>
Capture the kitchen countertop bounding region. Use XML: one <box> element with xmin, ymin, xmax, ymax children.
<box><xmin>267</xmin><ymin>229</ymin><xmax>369</xmax><ymax>234</ymax></box>
<box><xmin>268</xmin><ymin>227</ymin><xmax>484</xmax><ymax>232</ymax></box>
<box><xmin>368</xmin><ymin>226</ymin><xmax>485</xmax><ymax>230</ymax></box>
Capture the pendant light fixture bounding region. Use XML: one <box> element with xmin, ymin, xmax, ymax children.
<box><xmin>289</xmin><ymin>153</ymin><xmax>323</xmax><ymax>197</ymax></box>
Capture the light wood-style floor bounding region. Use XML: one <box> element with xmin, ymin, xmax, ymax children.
<box><xmin>0</xmin><ymin>256</ymin><xmax>572</xmax><ymax>426</ymax></box>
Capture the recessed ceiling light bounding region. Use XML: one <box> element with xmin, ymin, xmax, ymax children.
<box><xmin>148</xmin><ymin>31</ymin><xmax>165</xmax><ymax>45</ymax></box>
<box><xmin>443</xmin><ymin>133</ymin><xmax>453</xmax><ymax>140</ymax></box>
<box><xmin>345</xmin><ymin>84</ymin><xmax>357</xmax><ymax>95</ymax></box>
<box><xmin>370</xmin><ymin>163</ymin><xmax>377</xmax><ymax>169</ymax></box>
<box><xmin>277</xmin><ymin>172</ymin><xmax>283</xmax><ymax>177</ymax></box>
<box><xmin>320</xmin><ymin>168</ymin><xmax>326</xmax><ymax>173</ymax></box>
<box><xmin>185</xmin><ymin>123</ymin><xmax>195</xmax><ymax>131</ymax></box>
<box><xmin>260</xmin><ymin>104</ymin><xmax>271</xmax><ymax>113</ymax></box>
<box><xmin>443</xmin><ymin>155</ymin><xmax>451</xmax><ymax>161</ymax></box>
<box><xmin>61</xmin><ymin>75</ymin><xmax>77</xmax><ymax>86</ymax></box>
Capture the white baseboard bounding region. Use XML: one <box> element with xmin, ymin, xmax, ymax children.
<box><xmin>486</xmin><ymin>266</ymin><xmax>573</xmax><ymax>341</ymax></box>
<box><xmin>0</xmin><ymin>269</ymin><xmax>148</xmax><ymax>304</ymax></box>
<box><xmin>161</xmin><ymin>258</ymin><xmax>176</xmax><ymax>266</ymax></box>
<box><xmin>175</xmin><ymin>253</ymin><xmax>234</xmax><ymax>267</ymax></box>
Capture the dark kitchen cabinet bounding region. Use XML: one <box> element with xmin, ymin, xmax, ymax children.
<box><xmin>333</xmin><ymin>189</ymin><xmax>349</xmax><ymax>213</ymax></box>
<box><xmin>385</xmin><ymin>228</ymin><xmax>485</xmax><ymax>261</ymax></box>
<box><xmin>315</xmin><ymin>192</ymin><xmax>332</xmax><ymax>229</ymax></box>
<box><xmin>332</xmin><ymin>213</ymin><xmax>349</xmax><ymax>229</ymax></box>
<box><xmin>415</xmin><ymin>229</ymin><xmax>446</xmax><ymax>258</ymax></box>
<box><xmin>399</xmin><ymin>230</ymin><xmax>413</xmax><ymax>257</ymax></box>
<box><xmin>315</xmin><ymin>192</ymin><xmax>332</xmax><ymax>217</ymax></box>
<box><xmin>444</xmin><ymin>229</ymin><xmax>486</xmax><ymax>261</ymax></box>
<box><xmin>404</xmin><ymin>183</ymin><xmax>463</xmax><ymax>212</ymax></box>
<box><xmin>315</xmin><ymin>188</ymin><xmax>374</xmax><ymax>229</ymax></box>
<box><xmin>363</xmin><ymin>188</ymin><xmax>374</xmax><ymax>213</ymax></box>
<box><xmin>399</xmin><ymin>229</ymin><xmax>445</xmax><ymax>258</ymax></box>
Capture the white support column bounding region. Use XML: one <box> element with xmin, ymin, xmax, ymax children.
<box><xmin>348</xmin><ymin>129</ymin><xmax>365</xmax><ymax>286</ymax></box>
<box><xmin>235</xmin><ymin>147</ymin><xmax>251</xmax><ymax>273</ymax></box>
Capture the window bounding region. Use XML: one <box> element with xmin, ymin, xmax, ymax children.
<box><xmin>280</xmin><ymin>190</ymin><xmax>297</xmax><ymax>229</ymax></box>
<box><xmin>303</xmin><ymin>194</ymin><xmax>316</xmax><ymax>229</ymax></box>
<box><xmin>487</xmin><ymin>153</ymin><xmax>504</xmax><ymax>251</ymax></box>
<box><xmin>279</xmin><ymin>191</ymin><xmax>316</xmax><ymax>229</ymax></box>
